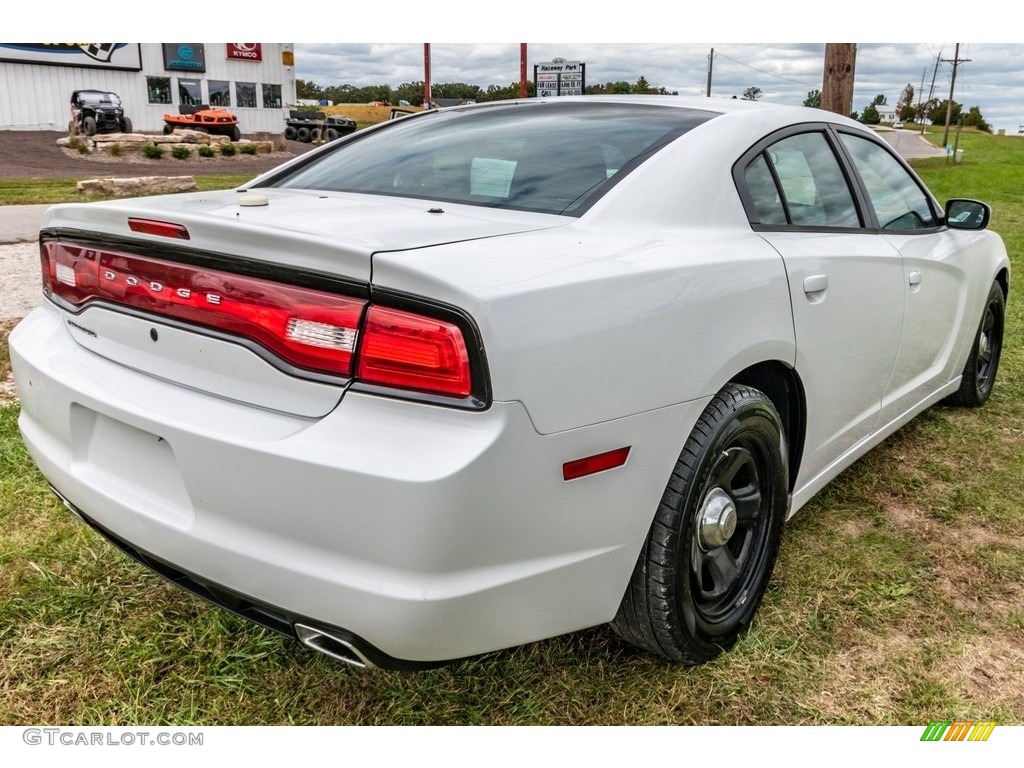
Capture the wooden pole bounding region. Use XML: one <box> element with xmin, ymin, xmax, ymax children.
<box><xmin>821</xmin><ymin>44</ymin><xmax>856</xmax><ymax>116</ymax></box>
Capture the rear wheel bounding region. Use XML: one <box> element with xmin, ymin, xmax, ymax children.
<box><xmin>944</xmin><ymin>281</ymin><xmax>1005</xmax><ymax>407</ymax></box>
<box><xmin>326</xmin><ymin>128</ymin><xmax>340</xmax><ymax>141</ymax></box>
<box><xmin>612</xmin><ymin>384</ymin><xmax>788</xmax><ymax>664</ymax></box>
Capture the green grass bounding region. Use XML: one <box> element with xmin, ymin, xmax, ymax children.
<box><xmin>1</xmin><ymin>131</ymin><xmax>1022</xmax><ymax>725</ymax></box>
<box><xmin>0</xmin><ymin>176</ymin><xmax>258</xmax><ymax>205</ymax></box>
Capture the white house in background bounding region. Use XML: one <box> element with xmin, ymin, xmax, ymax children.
<box><xmin>0</xmin><ymin>43</ymin><xmax>296</xmax><ymax>135</ymax></box>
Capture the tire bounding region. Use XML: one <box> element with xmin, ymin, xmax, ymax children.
<box><xmin>284</xmin><ymin>126</ymin><xmax>297</xmax><ymax>140</ymax></box>
<box><xmin>326</xmin><ymin>128</ymin><xmax>340</xmax><ymax>142</ymax></box>
<box><xmin>83</xmin><ymin>116</ymin><xmax>97</xmax><ymax>136</ymax></box>
<box><xmin>611</xmin><ymin>383</ymin><xmax>788</xmax><ymax>664</ymax></box>
<box><xmin>163</xmin><ymin>124</ymin><xmax>174</xmax><ymax>136</ymax></box>
<box><xmin>310</xmin><ymin>128</ymin><xmax>322</xmax><ymax>143</ymax></box>
<box><xmin>230</xmin><ymin>126</ymin><xmax>241</xmax><ymax>142</ymax></box>
<box><xmin>120</xmin><ymin>117</ymin><xmax>132</xmax><ymax>134</ymax></box>
<box><xmin>944</xmin><ymin>281</ymin><xmax>1005</xmax><ymax>407</ymax></box>
<box><xmin>296</xmin><ymin>127</ymin><xmax>311</xmax><ymax>143</ymax></box>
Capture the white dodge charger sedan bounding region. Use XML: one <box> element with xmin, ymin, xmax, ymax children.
<box><xmin>10</xmin><ymin>97</ymin><xmax>1009</xmax><ymax>669</ymax></box>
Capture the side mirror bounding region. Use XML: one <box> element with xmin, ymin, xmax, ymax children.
<box><xmin>945</xmin><ymin>199</ymin><xmax>991</xmax><ymax>230</ymax></box>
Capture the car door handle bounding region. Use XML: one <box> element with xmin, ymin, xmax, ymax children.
<box><xmin>909</xmin><ymin>270</ymin><xmax>922</xmax><ymax>287</ymax></box>
<box><xmin>803</xmin><ymin>274</ymin><xmax>829</xmax><ymax>301</ymax></box>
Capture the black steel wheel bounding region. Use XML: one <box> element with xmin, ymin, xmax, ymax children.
<box><xmin>945</xmin><ymin>281</ymin><xmax>1005</xmax><ymax>408</ymax></box>
<box><xmin>612</xmin><ymin>383</ymin><xmax>788</xmax><ymax>664</ymax></box>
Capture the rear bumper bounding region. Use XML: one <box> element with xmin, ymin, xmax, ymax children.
<box><xmin>10</xmin><ymin>303</ymin><xmax>706</xmax><ymax>663</ymax></box>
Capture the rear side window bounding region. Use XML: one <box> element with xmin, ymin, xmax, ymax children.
<box><xmin>271</xmin><ymin>103</ymin><xmax>715</xmax><ymax>215</ymax></box>
<box><xmin>742</xmin><ymin>131</ymin><xmax>860</xmax><ymax>228</ymax></box>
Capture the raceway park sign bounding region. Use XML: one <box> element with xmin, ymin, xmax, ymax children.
<box><xmin>0</xmin><ymin>43</ymin><xmax>142</xmax><ymax>71</ymax></box>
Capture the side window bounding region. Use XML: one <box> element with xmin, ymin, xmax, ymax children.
<box><xmin>839</xmin><ymin>133</ymin><xmax>938</xmax><ymax>230</ymax></box>
<box><xmin>743</xmin><ymin>132</ymin><xmax>860</xmax><ymax>228</ymax></box>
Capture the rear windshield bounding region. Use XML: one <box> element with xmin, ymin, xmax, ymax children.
<box><xmin>268</xmin><ymin>102</ymin><xmax>715</xmax><ymax>215</ymax></box>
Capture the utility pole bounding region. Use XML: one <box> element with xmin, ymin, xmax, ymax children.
<box><xmin>520</xmin><ymin>43</ymin><xmax>528</xmax><ymax>98</ymax></box>
<box><xmin>941</xmin><ymin>43</ymin><xmax>971</xmax><ymax>147</ymax></box>
<box><xmin>922</xmin><ymin>50</ymin><xmax>941</xmax><ymax>133</ymax></box>
<box><xmin>821</xmin><ymin>44</ymin><xmax>856</xmax><ymax>116</ymax></box>
<box><xmin>423</xmin><ymin>44</ymin><xmax>432</xmax><ymax>108</ymax></box>
<box><xmin>706</xmin><ymin>48</ymin><xmax>714</xmax><ymax>97</ymax></box>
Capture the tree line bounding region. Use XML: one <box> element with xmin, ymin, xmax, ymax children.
<box><xmin>296</xmin><ymin>77</ymin><xmax>677</xmax><ymax>105</ymax></box>
<box><xmin>803</xmin><ymin>85</ymin><xmax>991</xmax><ymax>132</ymax></box>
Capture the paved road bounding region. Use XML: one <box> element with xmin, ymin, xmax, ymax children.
<box><xmin>878</xmin><ymin>128</ymin><xmax>947</xmax><ymax>160</ymax></box>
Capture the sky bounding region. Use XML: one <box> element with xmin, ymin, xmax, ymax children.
<box><xmin>10</xmin><ymin>6</ymin><xmax>1024</xmax><ymax>132</ymax></box>
<box><xmin>294</xmin><ymin>42</ymin><xmax>1024</xmax><ymax>133</ymax></box>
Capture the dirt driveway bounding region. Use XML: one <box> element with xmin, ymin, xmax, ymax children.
<box><xmin>0</xmin><ymin>130</ymin><xmax>315</xmax><ymax>179</ymax></box>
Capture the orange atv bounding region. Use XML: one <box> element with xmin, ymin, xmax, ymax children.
<box><xmin>163</xmin><ymin>105</ymin><xmax>241</xmax><ymax>141</ymax></box>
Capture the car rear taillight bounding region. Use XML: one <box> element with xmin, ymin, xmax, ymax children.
<box><xmin>41</xmin><ymin>240</ymin><xmax>481</xmax><ymax>403</ymax></box>
<box><xmin>42</xmin><ymin>241</ymin><xmax>365</xmax><ymax>375</ymax></box>
<box><xmin>357</xmin><ymin>306</ymin><xmax>472</xmax><ymax>398</ymax></box>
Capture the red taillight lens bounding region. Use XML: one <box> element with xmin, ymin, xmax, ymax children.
<box><xmin>356</xmin><ymin>306</ymin><xmax>472</xmax><ymax>398</ymax></box>
<box><xmin>42</xmin><ymin>241</ymin><xmax>366</xmax><ymax>375</ymax></box>
<box><xmin>42</xmin><ymin>241</ymin><xmax>480</xmax><ymax>402</ymax></box>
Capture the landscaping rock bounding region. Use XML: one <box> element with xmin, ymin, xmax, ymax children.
<box><xmin>77</xmin><ymin>176</ymin><xmax>198</xmax><ymax>197</ymax></box>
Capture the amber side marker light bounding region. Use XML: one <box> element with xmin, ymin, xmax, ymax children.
<box><xmin>128</xmin><ymin>218</ymin><xmax>191</xmax><ymax>240</ymax></box>
<box><xmin>563</xmin><ymin>447</ymin><xmax>631</xmax><ymax>481</ymax></box>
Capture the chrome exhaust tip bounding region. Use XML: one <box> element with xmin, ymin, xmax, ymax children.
<box><xmin>294</xmin><ymin>623</ymin><xmax>376</xmax><ymax>669</ymax></box>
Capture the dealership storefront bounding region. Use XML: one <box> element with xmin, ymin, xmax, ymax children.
<box><xmin>0</xmin><ymin>43</ymin><xmax>296</xmax><ymax>135</ymax></box>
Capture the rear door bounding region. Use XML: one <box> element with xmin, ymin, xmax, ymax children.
<box><xmin>736</xmin><ymin>127</ymin><xmax>905</xmax><ymax>487</ymax></box>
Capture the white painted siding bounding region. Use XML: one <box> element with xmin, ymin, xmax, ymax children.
<box><xmin>0</xmin><ymin>43</ymin><xmax>296</xmax><ymax>135</ymax></box>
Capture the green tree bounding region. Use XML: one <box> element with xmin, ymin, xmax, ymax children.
<box><xmin>742</xmin><ymin>86</ymin><xmax>762</xmax><ymax>101</ymax></box>
<box><xmin>962</xmin><ymin>105</ymin><xmax>992</xmax><ymax>133</ymax></box>
<box><xmin>803</xmin><ymin>89</ymin><xmax>822</xmax><ymax>108</ymax></box>
<box><xmin>928</xmin><ymin>99</ymin><xmax>963</xmax><ymax>125</ymax></box>
<box><xmin>295</xmin><ymin>79</ymin><xmax>324</xmax><ymax>101</ymax></box>
<box><xmin>861</xmin><ymin>103</ymin><xmax>881</xmax><ymax>124</ymax></box>
<box><xmin>897</xmin><ymin>83</ymin><xmax>916</xmax><ymax>121</ymax></box>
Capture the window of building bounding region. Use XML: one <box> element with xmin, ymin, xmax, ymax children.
<box><xmin>237</xmin><ymin>82</ymin><xmax>257</xmax><ymax>108</ymax></box>
<box><xmin>209</xmin><ymin>80</ymin><xmax>231</xmax><ymax>107</ymax></box>
<box><xmin>147</xmin><ymin>77</ymin><xmax>172</xmax><ymax>105</ymax></box>
<box><xmin>262</xmin><ymin>83</ymin><xmax>283</xmax><ymax>109</ymax></box>
<box><xmin>178</xmin><ymin>80</ymin><xmax>203</xmax><ymax>107</ymax></box>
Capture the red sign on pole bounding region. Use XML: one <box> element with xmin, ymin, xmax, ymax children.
<box><xmin>227</xmin><ymin>44</ymin><xmax>262</xmax><ymax>61</ymax></box>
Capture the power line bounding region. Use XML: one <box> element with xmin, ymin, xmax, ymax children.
<box><xmin>712</xmin><ymin>48</ymin><xmax>816</xmax><ymax>88</ymax></box>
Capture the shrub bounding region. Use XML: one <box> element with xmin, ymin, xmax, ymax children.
<box><xmin>239</xmin><ymin>143</ymin><xmax>258</xmax><ymax>155</ymax></box>
<box><xmin>108</xmin><ymin>143</ymin><xmax>122</xmax><ymax>157</ymax></box>
<box><xmin>67</xmin><ymin>138</ymin><xmax>89</xmax><ymax>154</ymax></box>
<box><xmin>172</xmin><ymin>145</ymin><xmax>191</xmax><ymax>160</ymax></box>
<box><xmin>143</xmin><ymin>143</ymin><xmax>164</xmax><ymax>159</ymax></box>
<box><xmin>220</xmin><ymin>143</ymin><xmax>236</xmax><ymax>156</ymax></box>
<box><xmin>198</xmin><ymin>145</ymin><xmax>215</xmax><ymax>158</ymax></box>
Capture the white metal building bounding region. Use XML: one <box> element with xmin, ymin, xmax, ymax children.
<box><xmin>0</xmin><ymin>43</ymin><xmax>296</xmax><ymax>135</ymax></box>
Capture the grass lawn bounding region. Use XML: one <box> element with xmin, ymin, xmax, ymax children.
<box><xmin>0</xmin><ymin>129</ymin><xmax>1021</xmax><ymax>726</ymax></box>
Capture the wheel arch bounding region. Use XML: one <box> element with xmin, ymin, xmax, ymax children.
<box><xmin>995</xmin><ymin>266</ymin><xmax>1010</xmax><ymax>301</ymax></box>
<box><xmin>729</xmin><ymin>360</ymin><xmax>806</xmax><ymax>492</ymax></box>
